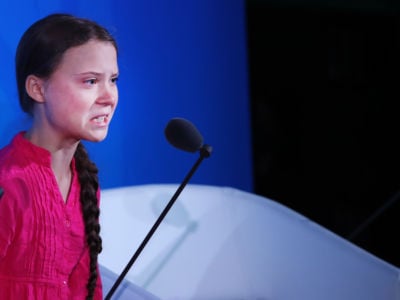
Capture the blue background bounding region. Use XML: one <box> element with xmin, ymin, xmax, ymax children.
<box><xmin>0</xmin><ymin>0</ymin><xmax>253</xmax><ymax>191</ymax></box>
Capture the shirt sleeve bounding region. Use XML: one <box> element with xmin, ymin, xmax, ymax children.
<box><xmin>0</xmin><ymin>178</ymin><xmax>30</xmax><ymax>259</ymax></box>
<box><xmin>94</xmin><ymin>265</ymin><xmax>103</xmax><ymax>300</ymax></box>
<box><xmin>0</xmin><ymin>187</ymin><xmax>17</xmax><ymax>258</ymax></box>
<box><xmin>94</xmin><ymin>188</ymin><xmax>103</xmax><ymax>300</ymax></box>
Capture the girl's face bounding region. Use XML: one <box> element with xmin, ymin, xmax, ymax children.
<box><xmin>39</xmin><ymin>39</ymin><xmax>119</xmax><ymax>144</ymax></box>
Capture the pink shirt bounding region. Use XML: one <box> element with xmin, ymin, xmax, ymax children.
<box><xmin>0</xmin><ymin>132</ymin><xmax>102</xmax><ymax>299</ymax></box>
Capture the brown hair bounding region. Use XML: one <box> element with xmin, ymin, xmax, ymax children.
<box><xmin>75</xmin><ymin>143</ymin><xmax>102</xmax><ymax>299</ymax></box>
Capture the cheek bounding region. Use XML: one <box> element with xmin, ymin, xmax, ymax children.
<box><xmin>111</xmin><ymin>88</ymin><xmax>119</xmax><ymax>108</ymax></box>
<box><xmin>114</xmin><ymin>91</ymin><xmax>119</xmax><ymax>106</ymax></box>
<box><xmin>49</xmin><ymin>91</ymin><xmax>90</xmax><ymax>117</ymax></box>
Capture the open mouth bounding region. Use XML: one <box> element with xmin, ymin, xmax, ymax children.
<box><xmin>92</xmin><ymin>114</ymin><xmax>109</xmax><ymax>125</ymax></box>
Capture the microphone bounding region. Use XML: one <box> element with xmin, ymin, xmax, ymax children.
<box><xmin>164</xmin><ymin>117</ymin><xmax>204</xmax><ymax>152</ymax></box>
<box><xmin>105</xmin><ymin>117</ymin><xmax>212</xmax><ymax>299</ymax></box>
<box><xmin>165</xmin><ymin>117</ymin><xmax>212</xmax><ymax>158</ymax></box>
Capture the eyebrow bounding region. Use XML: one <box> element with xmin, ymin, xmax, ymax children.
<box><xmin>73</xmin><ymin>71</ymin><xmax>119</xmax><ymax>78</ymax></box>
<box><xmin>74</xmin><ymin>71</ymin><xmax>119</xmax><ymax>77</ymax></box>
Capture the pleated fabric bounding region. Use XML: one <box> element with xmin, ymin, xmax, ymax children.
<box><xmin>0</xmin><ymin>132</ymin><xmax>102</xmax><ymax>299</ymax></box>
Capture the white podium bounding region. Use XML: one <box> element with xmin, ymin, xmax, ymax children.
<box><xmin>99</xmin><ymin>184</ymin><xmax>400</xmax><ymax>300</ymax></box>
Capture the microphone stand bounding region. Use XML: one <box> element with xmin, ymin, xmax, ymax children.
<box><xmin>105</xmin><ymin>145</ymin><xmax>212</xmax><ymax>299</ymax></box>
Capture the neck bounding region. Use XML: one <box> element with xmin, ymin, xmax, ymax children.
<box><xmin>25</xmin><ymin>128</ymin><xmax>79</xmax><ymax>203</ymax></box>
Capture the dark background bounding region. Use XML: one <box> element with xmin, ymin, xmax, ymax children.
<box><xmin>246</xmin><ymin>0</ymin><xmax>400</xmax><ymax>267</ymax></box>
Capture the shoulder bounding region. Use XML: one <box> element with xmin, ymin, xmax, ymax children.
<box><xmin>0</xmin><ymin>133</ymin><xmax>32</xmax><ymax>202</ymax></box>
<box><xmin>0</xmin><ymin>137</ymin><xmax>27</xmax><ymax>181</ymax></box>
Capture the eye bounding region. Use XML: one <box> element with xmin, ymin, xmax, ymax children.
<box><xmin>111</xmin><ymin>76</ymin><xmax>119</xmax><ymax>84</ymax></box>
<box><xmin>85</xmin><ymin>78</ymin><xmax>98</xmax><ymax>85</ymax></box>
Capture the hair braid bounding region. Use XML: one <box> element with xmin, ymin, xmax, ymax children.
<box><xmin>74</xmin><ymin>142</ymin><xmax>102</xmax><ymax>300</ymax></box>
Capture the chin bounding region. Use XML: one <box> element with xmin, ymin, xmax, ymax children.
<box><xmin>90</xmin><ymin>137</ymin><xmax>106</xmax><ymax>143</ymax></box>
<box><xmin>92</xmin><ymin>135</ymin><xmax>107</xmax><ymax>142</ymax></box>
<box><xmin>86</xmin><ymin>130</ymin><xmax>109</xmax><ymax>143</ymax></box>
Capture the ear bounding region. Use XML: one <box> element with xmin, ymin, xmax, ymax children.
<box><xmin>25</xmin><ymin>75</ymin><xmax>46</xmax><ymax>103</ymax></box>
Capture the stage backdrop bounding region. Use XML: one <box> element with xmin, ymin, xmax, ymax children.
<box><xmin>0</xmin><ymin>0</ymin><xmax>252</xmax><ymax>192</ymax></box>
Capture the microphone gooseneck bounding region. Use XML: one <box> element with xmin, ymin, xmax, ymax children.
<box><xmin>105</xmin><ymin>117</ymin><xmax>212</xmax><ymax>300</ymax></box>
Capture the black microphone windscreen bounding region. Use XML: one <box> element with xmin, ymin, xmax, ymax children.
<box><xmin>164</xmin><ymin>118</ymin><xmax>204</xmax><ymax>152</ymax></box>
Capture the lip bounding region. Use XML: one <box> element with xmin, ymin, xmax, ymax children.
<box><xmin>91</xmin><ymin>113</ymin><xmax>110</xmax><ymax>127</ymax></box>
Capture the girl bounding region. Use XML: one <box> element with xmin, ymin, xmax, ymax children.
<box><xmin>0</xmin><ymin>13</ymin><xmax>119</xmax><ymax>299</ymax></box>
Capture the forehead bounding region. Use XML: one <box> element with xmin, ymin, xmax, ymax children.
<box><xmin>56</xmin><ymin>40</ymin><xmax>118</xmax><ymax>73</ymax></box>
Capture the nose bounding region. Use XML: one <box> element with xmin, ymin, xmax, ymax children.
<box><xmin>98</xmin><ymin>82</ymin><xmax>118</xmax><ymax>106</ymax></box>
